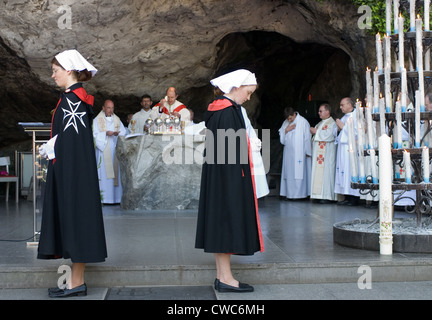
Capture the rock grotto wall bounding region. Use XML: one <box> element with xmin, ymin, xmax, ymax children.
<box><xmin>0</xmin><ymin>0</ymin><xmax>375</xmax><ymax>167</ymax></box>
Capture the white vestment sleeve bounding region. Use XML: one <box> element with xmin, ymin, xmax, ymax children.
<box><xmin>92</xmin><ymin>118</ymin><xmax>108</xmax><ymax>152</ymax></box>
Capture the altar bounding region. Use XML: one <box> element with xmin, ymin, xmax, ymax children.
<box><xmin>116</xmin><ymin>134</ymin><xmax>205</xmax><ymax>210</ymax></box>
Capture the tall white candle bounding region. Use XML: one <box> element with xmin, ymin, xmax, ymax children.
<box><xmin>394</xmin><ymin>0</ymin><xmax>400</xmax><ymax>34</ymax></box>
<box><xmin>374</xmin><ymin>69</ymin><xmax>380</xmax><ymax>113</ymax></box>
<box><xmin>347</xmin><ymin>117</ymin><xmax>358</xmax><ymax>183</ymax></box>
<box><xmin>419</xmin><ymin>68</ymin><xmax>426</xmax><ymax>111</ymax></box>
<box><xmin>385</xmin><ymin>64</ymin><xmax>392</xmax><ymax>112</ymax></box>
<box><xmin>401</xmin><ymin>67</ymin><xmax>407</xmax><ymax>112</ymax></box>
<box><xmin>423</xmin><ymin>146</ymin><xmax>430</xmax><ymax>183</ymax></box>
<box><xmin>348</xmin><ymin>149</ymin><xmax>358</xmax><ymax>183</ymax></box>
<box><xmin>356</xmin><ymin>100</ymin><xmax>366</xmax><ymax>150</ymax></box>
<box><xmin>366</xmin><ymin>104</ymin><xmax>375</xmax><ymax>149</ymax></box>
<box><xmin>399</xmin><ymin>15</ymin><xmax>405</xmax><ymax>71</ymax></box>
<box><xmin>347</xmin><ymin>116</ymin><xmax>356</xmax><ymax>153</ymax></box>
<box><xmin>385</xmin><ymin>35</ymin><xmax>391</xmax><ymax>71</ymax></box>
<box><xmin>396</xmin><ymin>99</ymin><xmax>403</xmax><ymax>148</ymax></box>
<box><xmin>416</xmin><ymin>17</ymin><xmax>426</xmax><ymax>111</ymax></box>
<box><xmin>416</xmin><ymin>16</ymin><xmax>423</xmax><ymax>72</ymax></box>
<box><xmin>410</xmin><ymin>0</ymin><xmax>416</xmax><ymax>31</ymax></box>
<box><xmin>376</xmin><ymin>34</ymin><xmax>383</xmax><ymax>74</ymax></box>
<box><xmin>415</xmin><ymin>90</ymin><xmax>421</xmax><ymax>147</ymax></box>
<box><xmin>378</xmin><ymin>134</ymin><xmax>393</xmax><ymax>255</ymax></box>
<box><xmin>386</xmin><ymin>0</ymin><xmax>392</xmax><ymax>35</ymax></box>
<box><xmin>366</xmin><ymin>67</ymin><xmax>372</xmax><ymax>101</ymax></box>
<box><xmin>369</xmin><ymin>148</ymin><xmax>378</xmax><ymax>183</ymax></box>
<box><xmin>357</xmin><ymin>120</ymin><xmax>366</xmax><ymax>183</ymax></box>
<box><xmin>380</xmin><ymin>96</ymin><xmax>387</xmax><ymax>135</ymax></box>
<box><xmin>404</xmin><ymin>149</ymin><xmax>412</xmax><ymax>183</ymax></box>
<box><xmin>426</xmin><ymin>0</ymin><xmax>430</xmax><ymax>31</ymax></box>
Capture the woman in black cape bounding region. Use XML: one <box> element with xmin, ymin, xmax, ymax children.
<box><xmin>37</xmin><ymin>49</ymin><xmax>107</xmax><ymax>298</ymax></box>
<box><xmin>195</xmin><ymin>69</ymin><xmax>264</xmax><ymax>293</ymax></box>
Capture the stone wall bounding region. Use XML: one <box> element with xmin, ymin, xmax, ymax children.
<box><xmin>0</xmin><ymin>0</ymin><xmax>375</xmax><ymax>170</ymax></box>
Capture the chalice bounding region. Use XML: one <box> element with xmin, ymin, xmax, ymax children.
<box><xmin>164</xmin><ymin>117</ymin><xmax>172</xmax><ymax>132</ymax></box>
<box><xmin>173</xmin><ymin>117</ymin><xmax>181</xmax><ymax>132</ymax></box>
<box><xmin>145</xmin><ymin>118</ymin><xmax>154</xmax><ymax>134</ymax></box>
<box><xmin>155</xmin><ymin>117</ymin><xmax>163</xmax><ymax>133</ymax></box>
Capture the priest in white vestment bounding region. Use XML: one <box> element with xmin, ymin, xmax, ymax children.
<box><xmin>150</xmin><ymin>87</ymin><xmax>191</xmax><ymax>126</ymax></box>
<box><xmin>310</xmin><ymin>103</ymin><xmax>337</xmax><ymax>202</ymax></box>
<box><xmin>279</xmin><ymin>107</ymin><xmax>312</xmax><ymax>199</ymax></box>
<box><xmin>93</xmin><ymin>100</ymin><xmax>126</xmax><ymax>204</ymax></box>
<box><xmin>128</xmin><ymin>94</ymin><xmax>153</xmax><ymax>134</ymax></box>
<box><xmin>334</xmin><ymin>97</ymin><xmax>360</xmax><ymax>205</ymax></box>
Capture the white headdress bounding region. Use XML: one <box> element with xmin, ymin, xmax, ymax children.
<box><xmin>210</xmin><ymin>69</ymin><xmax>257</xmax><ymax>94</ymax></box>
<box><xmin>55</xmin><ymin>49</ymin><xmax>98</xmax><ymax>76</ymax></box>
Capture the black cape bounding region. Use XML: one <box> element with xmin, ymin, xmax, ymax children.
<box><xmin>195</xmin><ymin>96</ymin><xmax>264</xmax><ymax>255</ymax></box>
<box><xmin>37</xmin><ymin>83</ymin><xmax>107</xmax><ymax>263</ymax></box>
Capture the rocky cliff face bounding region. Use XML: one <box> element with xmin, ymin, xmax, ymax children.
<box><xmin>0</xmin><ymin>0</ymin><xmax>374</xmax><ymax>157</ymax></box>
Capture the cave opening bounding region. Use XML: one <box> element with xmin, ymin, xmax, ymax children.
<box><xmin>212</xmin><ymin>30</ymin><xmax>353</xmax><ymax>137</ymax></box>
<box><xmin>208</xmin><ymin>30</ymin><xmax>353</xmax><ymax>173</ymax></box>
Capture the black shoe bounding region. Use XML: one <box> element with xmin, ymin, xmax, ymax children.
<box><xmin>346</xmin><ymin>201</ymin><xmax>359</xmax><ymax>206</ymax></box>
<box><xmin>337</xmin><ymin>200</ymin><xmax>350</xmax><ymax>206</ymax></box>
<box><xmin>217</xmin><ymin>281</ymin><xmax>254</xmax><ymax>293</ymax></box>
<box><xmin>319</xmin><ymin>199</ymin><xmax>331</xmax><ymax>204</ymax></box>
<box><xmin>48</xmin><ymin>286</ymin><xmax>64</xmax><ymax>294</ymax></box>
<box><xmin>48</xmin><ymin>283</ymin><xmax>87</xmax><ymax>298</ymax></box>
<box><xmin>214</xmin><ymin>278</ymin><xmax>220</xmax><ymax>290</ymax></box>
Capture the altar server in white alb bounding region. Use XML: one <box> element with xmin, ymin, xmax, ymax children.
<box><xmin>334</xmin><ymin>97</ymin><xmax>360</xmax><ymax>205</ymax></box>
<box><xmin>93</xmin><ymin>100</ymin><xmax>126</xmax><ymax>204</ymax></box>
<box><xmin>128</xmin><ymin>94</ymin><xmax>153</xmax><ymax>134</ymax></box>
<box><xmin>310</xmin><ymin>103</ymin><xmax>338</xmax><ymax>202</ymax></box>
<box><xmin>279</xmin><ymin>107</ymin><xmax>312</xmax><ymax>199</ymax></box>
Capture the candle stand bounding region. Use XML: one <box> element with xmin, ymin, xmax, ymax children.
<box><xmin>334</xmin><ymin>0</ymin><xmax>432</xmax><ymax>253</ymax></box>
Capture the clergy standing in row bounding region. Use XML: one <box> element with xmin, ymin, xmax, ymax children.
<box><xmin>93</xmin><ymin>100</ymin><xmax>126</xmax><ymax>204</ymax></box>
<box><xmin>128</xmin><ymin>94</ymin><xmax>153</xmax><ymax>134</ymax></box>
<box><xmin>334</xmin><ymin>97</ymin><xmax>360</xmax><ymax>205</ymax></box>
<box><xmin>279</xmin><ymin>107</ymin><xmax>312</xmax><ymax>199</ymax></box>
<box><xmin>310</xmin><ymin>103</ymin><xmax>338</xmax><ymax>202</ymax></box>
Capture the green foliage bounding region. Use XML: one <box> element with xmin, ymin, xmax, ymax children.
<box><xmin>317</xmin><ymin>0</ymin><xmax>423</xmax><ymax>35</ymax></box>
<box><xmin>351</xmin><ymin>0</ymin><xmax>388</xmax><ymax>34</ymax></box>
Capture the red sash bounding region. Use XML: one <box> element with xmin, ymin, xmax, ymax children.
<box><xmin>155</xmin><ymin>103</ymin><xmax>186</xmax><ymax>114</ymax></box>
<box><xmin>208</xmin><ymin>99</ymin><xmax>232</xmax><ymax>111</ymax></box>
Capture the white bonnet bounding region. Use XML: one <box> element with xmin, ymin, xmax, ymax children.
<box><xmin>210</xmin><ymin>69</ymin><xmax>257</xmax><ymax>94</ymax></box>
<box><xmin>55</xmin><ymin>49</ymin><xmax>98</xmax><ymax>76</ymax></box>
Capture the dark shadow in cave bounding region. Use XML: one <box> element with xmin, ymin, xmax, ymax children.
<box><xmin>209</xmin><ymin>30</ymin><xmax>353</xmax><ymax>174</ymax></box>
<box><xmin>212</xmin><ymin>30</ymin><xmax>352</xmax><ymax>138</ymax></box>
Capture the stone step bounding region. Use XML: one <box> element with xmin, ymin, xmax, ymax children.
<box><xmin>2</xmin><ymin>260</ymin><xmax>432</xmax><ymax>289</ymax></box>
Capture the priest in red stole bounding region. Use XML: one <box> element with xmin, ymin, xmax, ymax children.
<box><xmin>195</xmin><ymin>69</ymin><xmax>264</xmax><ymax>293</ymax></box>
<box><xmin>150</xmin><ymin>87</ymin><xmax>191</xmax><ymax>124</ymax></box>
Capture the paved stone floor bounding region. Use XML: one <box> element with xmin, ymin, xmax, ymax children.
<box><xmin>1</xmin><ymin>195</ymin><xmax>432</xmax><ymax>303</ymax></box>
